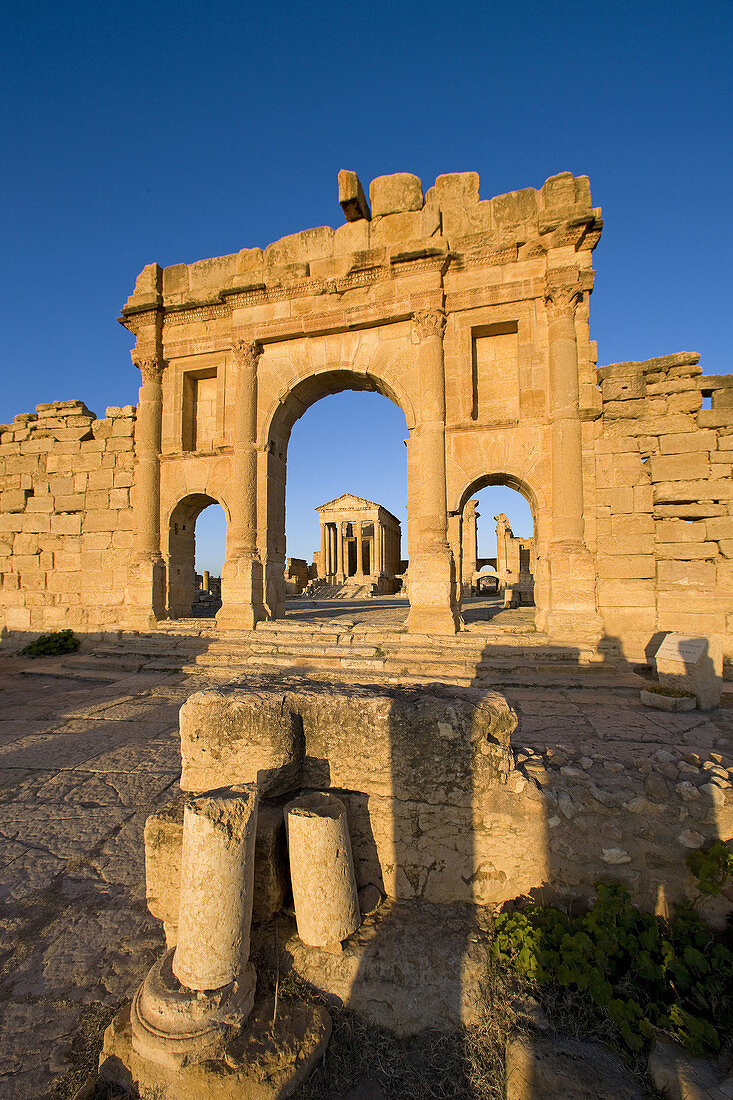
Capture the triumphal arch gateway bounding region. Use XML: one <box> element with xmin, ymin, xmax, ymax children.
<box><xmin>123</xmin><ymin>169</ymin><xmax>603</xmax><ymax>639</ymax></box>
<box><xmin>2</xmin><ymin>168</ymin><xmax>732</xmax><ymax>658</ymax></box>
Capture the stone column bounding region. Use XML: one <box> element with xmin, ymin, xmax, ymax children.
<box><xmin>406</xmin><ymin>308</ymin><xmax>460</xmax><ymax>634</ymax></box>
<box><xmin>285</xmin><ymin>792</ymin><xmax>360</xmax><ymax>947</ymax></box>
<box><xmin>336</xmin><ymin>521</ymin><xmax>345</xmax><ymax>582</ymax></box>
<box><xmin>127</xmin><ymin>354</ymin><xmax>166</xmax><ymax>627</ymax></box>
<box><xmin>374</xmin><ymin>522</ymin><xmax>382</xmax><ymax>576</ymax></box>
<box><xmin>319</xmin><ymin>523</ymin><xmax>327</xmax><ymax>578</ymax></box>
<box><xmin>202</xmin><ymin>570</ymin><xmax>210</xmax><ymax>593</ymax></box>
<box><xmin>545</xmin><ymin>274</ymin><xmax>602</xmax><ymax>642</ymax></box>
<box><xmin>218</xmin><ymin>339</ymin><xmax>265</xmax><ymax>630</ymax></box>
<box><xmin>131</xmin><ymin>785</ymin><xmax>258</xmax><ymax>1069</ymax></box>
<box><xmin>173</xmin><ymin>785</ymin><xmax>258</xmax><ymax>990</ymax></box>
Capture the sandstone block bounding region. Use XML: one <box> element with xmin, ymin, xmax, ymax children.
<box><xmin>655</xmin><ymin>632</ymin><xmax>722</xmax><ymax>710</ymax></box>
<box><xmin>338</xmin><ymin>170</ymin><xmax>371</xmax><ymax>221</ymax></box>
<box><xmin>506</xmin><ymin>1035</ymin><xmax>643</xmax><ymax>1100</ymax></box>
<box><xmin>179</xmin><ymin>690</ymin><xmax>305</xmax><ymax>795</ymax></box>
<box><xmin>649</xmin><ymin>452</ymin><xmax>710</xmax><ymax>482</ymax></box>
<box><xmin>369</xmin><ymin>172</ymin><xmax>423</xmax><ymax>216</ymax></box>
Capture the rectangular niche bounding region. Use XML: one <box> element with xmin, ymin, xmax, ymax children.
<box><xmin>182</xmin><ymin>368</ymin><xmax>218</xmax><ymax>452</ymax></box>
<box><xmin>471</xmin><ymin>321</ymin><xmax>519</xmax><ymax>423</ymax></box>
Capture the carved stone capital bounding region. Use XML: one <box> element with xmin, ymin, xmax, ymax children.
<box><xmin>133</xmin><ymin>355</ymin><xmax>164</xmax><ymax>384</ymax></box>
<box><xmin>412</xmin><ymin>308</ymin><xmax>446</xmax><ymax>342</ymax></box>
<box><xmin>231</xmin><ymin>339</ymin><xmax>264</xmax><ymax>370</ymax></box>
<box><xmin>544</xmin><ymin>280</ymin><xmax>583</xmax><ymax>322</ymax></box>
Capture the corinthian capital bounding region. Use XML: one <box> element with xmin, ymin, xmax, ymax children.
<box><xmin>133</xmin><ymin>354</ymin><xmax>164</xmax><ymax>383</ymax></box>
<box><xmin>412</xmin><ymin>308</ymin><xmax>446</xmax><ymax>342</ymax></box>
<box><xmin>545</xmin><ymin>278</ymin><xmax>583</xmax><ymax>321</ymax></box>
<box><xmin>231</xmin><ymin>338</ymin><xmax>264</xmax><ymax>370</ymax></box>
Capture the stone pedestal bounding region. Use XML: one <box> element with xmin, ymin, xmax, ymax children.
<box><xmin>655</xmin><ymin>633</ymin><xmax>722</xmax><ymax>710</ymax></box>
<box><xmin>285</xmin><ymin>792</ymin><xmax>360</xmax><ymax>947</ymax></box>
<box><xmin>216</xmin><ymin>556</ymin><xmax>265</xmax><ymax>630</ymax></box>
<box><xmin>405</xmin><ymin>547</ymin><xmax>460</xmax><ymax>634</ymax></box>
<box><xmin>545</xmin><ymin>544</ymin><xmax>603</xmax><ymax>645</ymax></box>
<box><xmin>126</xmin><ymin>555</ymin><xmax>167</xmax><ymax>629</ymax></box>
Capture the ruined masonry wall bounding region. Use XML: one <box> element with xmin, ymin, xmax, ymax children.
<box><xmin>0</xmin><ymin>401</ymin><xmax>135</xmax><ymax>632</ymax></box>
<box><xmin>596</xmin><ymin>353</ymin><xmax>733</xmax><ymax>661</ymax></box>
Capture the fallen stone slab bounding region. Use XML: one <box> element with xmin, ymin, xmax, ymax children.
<box><xmin>505</xmin><ymin>1034</ymin><xmax>643</xmax><ymax>1100</ymax></box>
<box><xmin>648</xmin><ymin>1039</ymin><xmax>731</xmax><ymax>1100</ymax></box>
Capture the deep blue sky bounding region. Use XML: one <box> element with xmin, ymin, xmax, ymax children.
<box><xmin>2</xmin><ymin>1</ymin><xmax>731</xmax><ymax>570</ymax></box>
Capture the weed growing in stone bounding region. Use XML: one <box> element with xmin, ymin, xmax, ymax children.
<box><xmin>21</xmin><ymin>628</ymin><xmax>80</xmax><ymax>657</ymax></box>
<box><xmin>492</xmin><ymin>877</ymin><xmax>733</xmax><ymax>1055</ymax></box>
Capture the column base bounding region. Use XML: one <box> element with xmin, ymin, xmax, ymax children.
<box><xmin>125</xmin><ymin>556</ymin><xmax>166</xmax><ymax>629</ymax></box>
<box><xmin>100</xmin><ymin>988</ymin><xmax>331</xmax><ymax>1100</ymax></box>
<box><xmin>545</xmin><ymin>543</ymin><xmax>604</xmax><ymax>646</ymax></box>
<box><xmin>217</xmin><ymin>556</ymin><xmax>265</xmax><ymax>631</ymax></box>
<box><xmin>406</xmin><ymin>548</ymin><xmax>460</xmax><ymax>636</ymax></box>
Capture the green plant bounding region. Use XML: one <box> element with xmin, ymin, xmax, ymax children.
<box><xmin>646</xmin><ymin>684</ymin><xmax>696</xmax><ymax>699</ymax></box>
<box><xmin>374</xmin><ymin>645</ymin><xmax>386</xmax><ymax>659</ymax></box>
<box><xmin>21</xmin><ymin>628</ymin><xmax>80</xmax><ymax>658</ymax></box>
<box><xmin>492</xmin><ymin>872</ymin><xmax>732</xmax><ymax>1055</ymax></box>
<box><xmin>686</xmin><ymin>840</ymin><xmax>733</xmax><ymax>899</ymax></box>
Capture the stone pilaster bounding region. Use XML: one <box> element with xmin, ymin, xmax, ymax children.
<box><xmin>406</xmin><ymin>308</ymin><xmax>460</xmax><ymax>634</ymax></box>
<box><xmin>217</xmin><ymin>339</ymin><xmax>265</xmax><ymax>630</ymax></box>
<box><xmin>127</xmin><ymin>352</ymin><xmax>166</xmax><ymax>627</ymax></box>
<box><xmin>544</xmin><ymin>273</ymin><xmax>603</xmax><ymax>643</ymax></box>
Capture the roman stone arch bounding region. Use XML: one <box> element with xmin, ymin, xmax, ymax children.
<box><xmin>256</xmin><ymin>349</ymin><xmax>416</xmax><ymax>620</ymax></box>
<box><xmin>452</xmin><ymin>471</ymin><xmax>547</xmax><ymax>627</ymax></box>
<box><xmin>166</xmin><ymin>492</ymin><xmax>229</xmax><ymax>619</ymax></box>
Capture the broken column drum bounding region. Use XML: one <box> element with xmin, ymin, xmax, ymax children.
<box><xmin>173</xmin><ymin>784</ymin><xmax>259</xmax><ymax>990</ymax></box>
<box><xmin>285</xmin><ymin>792</ymin><xmax>361</xmax><ymax>947</ymax></box>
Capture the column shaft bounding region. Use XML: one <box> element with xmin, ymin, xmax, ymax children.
<box><xmin>320</xmin><ymin>523</ymin><xmax>326</xmax><ymax>577</ymax></box>
<box><xmin>217</xmin><ymin>339</ymin><xmax>265</xmax><ymax>629</ymax></box>
<box><xmin>336</xmin><ymin>522</ymin><xmax>344</xmax><ymax>580</ymax></box>
<box><xmin>547</xmin><ymin>293</ymin><xmax>585</xmax><ymax>546</ymax></box>
<box><xmin>230</xmin><ymin>341</ymin><xmax>261</xmax><ymax>557</ymax></box>
<box><xmin>406</xmin><ymin>309</ymin><xmax>459</xmax><ymax>634</ymax></box>
<box><xmin>133</xmin><ymin>358</ymin><xmax>164</xmax><ymax>561</ymax></box>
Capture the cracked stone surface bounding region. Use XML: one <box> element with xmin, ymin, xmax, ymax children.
<box><xmin>0</xmin><ymin>646</ymin><xmax>730</xmax><ymax>1097</ymax></box>
<box><xmin>0</xmin><ymin>654</ymin><xmax>188</xmax><ymax>1099</ymax></box>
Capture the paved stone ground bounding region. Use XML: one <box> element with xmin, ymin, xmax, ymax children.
<box><xmin>0</xmin><ymin>639</ymin><xmax>730</xmax><ymax>1098</ymax></box>
<box><xmin>189</xmin><ymin>594</ymin><xmax>534</xmax><ymax>631</ymax></box>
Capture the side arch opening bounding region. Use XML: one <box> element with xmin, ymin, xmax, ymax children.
<box><xmin>167</xmin><ymin>493</ymin><xmax>227</xmax><ymax>619</ymax></box>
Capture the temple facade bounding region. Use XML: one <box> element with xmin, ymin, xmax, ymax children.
<box><xmin>314</xmin><ymin>493</ymin><xmax>401</xmax><ymax>593</ymax></box>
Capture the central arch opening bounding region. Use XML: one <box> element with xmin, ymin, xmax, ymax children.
<box><xmin>265</xmin><ymin>369</ymin><xmax>410</xmax><ymax>624</ymax></box>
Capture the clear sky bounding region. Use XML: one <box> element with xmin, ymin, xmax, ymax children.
<box><xmin>3</xmin><ymin>1</ymin><xmax>731</xmax><ymax>572</ymax></box>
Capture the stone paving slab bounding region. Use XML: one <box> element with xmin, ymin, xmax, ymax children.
<box><xmin>0</xmin><ymin>649</ymin><xmax>730</xmax><ymax>1097</ymax></box>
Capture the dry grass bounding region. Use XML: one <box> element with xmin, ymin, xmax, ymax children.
<box><xmin>272</xmin><ymin>962</ymin><xmax>516</xmax><ymax>1099</ymax></box>
<box><xmin>50</xmin><ymin>1001</ymin><xmax>121</xmax><ymax>1100</ymax></box>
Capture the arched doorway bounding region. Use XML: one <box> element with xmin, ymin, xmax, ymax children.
<box><xmin>167</xmin><ymin>494</ymin><xmax>228</xmax><ymax>619</ymax></box>
<box><xmin>260</xmin><ymin>368</ymin><xmax>414</xmax><ymax>620</ymax></box>
<box><xmin>452</xmin><ymin>473</ymin><xmax>545</xmax><ymax>628</ymax></box>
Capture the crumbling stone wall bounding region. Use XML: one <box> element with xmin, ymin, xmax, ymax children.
<box><xmin>0</xmin><ymin>400</ymin><xmax>136</xmax><ymax>632</ymax></box>
<box><xmin>594</xmin><ymin>353</ymin><xmax>733</xmax><ymax>662</ymax></box>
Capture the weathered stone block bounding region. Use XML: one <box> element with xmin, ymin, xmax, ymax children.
<box><xmin>338</xmin><ymin>169</ymin><xmax>371</xmax><ymax>221</ymax></box>
<box><xmin>655</xmin><ymin>632</ymin><xmax>722</xmax><ymax>710</ymax></box>
<box><xmin>179</xmin><ymin>690</ymin><xmax>305</xmax><ymax>795</ymax></box>
<box><xmin>369</xmin><ymin>172</ymin><xmax>423</xmax><ymax>216</ymax></box>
